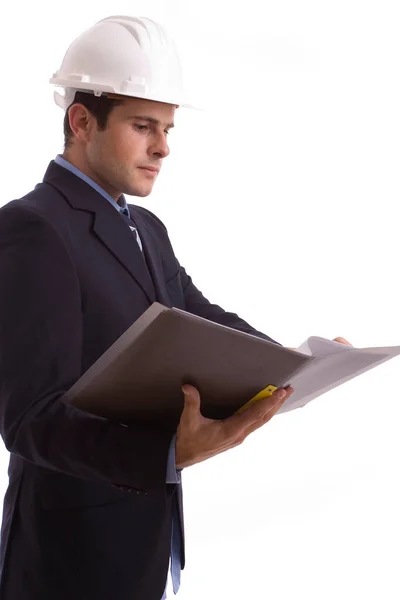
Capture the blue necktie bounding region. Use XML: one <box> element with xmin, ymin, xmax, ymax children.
<box><xmin>119</xmin><ymin>205</ymin><xmax>181</xmax><ymax>599</ymax></box>
<box><xmin>119</xmin><ymin>207</ymin><xmax>143</xmax><ymax>251</ymax></box>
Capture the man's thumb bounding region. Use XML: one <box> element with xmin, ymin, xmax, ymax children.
<box><xmin>182</xmin><ymin>384</ymin><xmax>201</xmax><ymax>411</ymax></box>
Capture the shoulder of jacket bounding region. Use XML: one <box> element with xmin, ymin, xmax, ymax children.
<box><xmin>0</xmin><ymin>197</ymin><xmax>49</xmax><ymax>223</ymax></box>
<box><xmin>0</xmin><ymin>190</ymin><xmax>66</xmax><ymax>246</ymax></box>
<box><xmin>0</xmin><ymin>182</ymin><xmax>60</xmax><ymax>217</ymax></box>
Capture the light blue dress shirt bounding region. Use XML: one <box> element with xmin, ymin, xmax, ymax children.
<box><xmin>54</xmin><ymin>155</ymin><xmax>181</xmax><ymax>598</ymax></box>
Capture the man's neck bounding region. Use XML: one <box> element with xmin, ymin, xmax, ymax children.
<box><xmin>61</xmin><ymin>152</ymin><xmax>120</xmax><ymax>202</ymax></box>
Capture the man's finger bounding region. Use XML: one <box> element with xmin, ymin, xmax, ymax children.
<box><xmin>333</xmin><ymin>337</ymin><xmax>352</xmax><ymax>346</ymax></box>
<box><xmin>241</xmin><ymin>387</ymin><xmax>294</xmax><ymax>438</ymax></box>
<box><xmin>182</xmin><ymin>384</ymin><xmax>199</xmax><ymax>398</ymax></box>
<box><xmin>224</xmin><ymin>387</ymin><xmax>291</xmax><ymax>437</ymax></box>
<box><xmin>181</xmin><ymin>385</ymin><xmax>201</xmax><ymax>415</ymax></box>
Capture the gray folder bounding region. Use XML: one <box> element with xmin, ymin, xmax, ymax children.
<box><xmin>64</xmin><ymin>303</ymin><xmax>400</xmax><ymax>425</ymax></box>
<box><xmin>64</xmin><ymin>303</ymin><xmax>308</xmax><ymax>424</ymax></box>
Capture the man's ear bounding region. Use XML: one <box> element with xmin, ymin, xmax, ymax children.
<box><xmin>67</xmin><ymin>104</ymin><xmax>94</xmax><ymax>142</ymax></box>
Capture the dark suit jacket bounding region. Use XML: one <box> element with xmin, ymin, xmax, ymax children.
<box><xmin>0</xmin><ymin>161</ymin><xmax>276</xmax><ymax>600</ymax></box>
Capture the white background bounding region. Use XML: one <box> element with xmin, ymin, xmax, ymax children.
<box><xmin>1</xmin><ymin>1</ymin><xmax>399</xmax><ymax>598</ymax></box>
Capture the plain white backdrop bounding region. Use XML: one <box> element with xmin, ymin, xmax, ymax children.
<box><xmin>1</xmin><ymin>1</ymin><xmax>399</xmax><ymax>598</ymax></box>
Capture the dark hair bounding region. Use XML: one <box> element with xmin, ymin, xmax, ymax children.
<box><xmin>63</xmin><ymin>91</ymin><xmax>124</xmax><ymax>149</ymax></box>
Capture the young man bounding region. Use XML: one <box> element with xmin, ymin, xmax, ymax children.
<box><xmin>0</xmin><ymin>15</ymin><xmax>346</xmax><ymax>600</ymax></box>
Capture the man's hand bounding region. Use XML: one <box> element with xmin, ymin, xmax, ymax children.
<box><xmin>287</xmin><ymin>337</ymin><xmax>352</xmax><ymax>351</ymax></box>
<box><xmin>175</xmin><ymin>385</ymin><xmax>293</xmax><ymax>470</ymax></box>
<box><xmin>332</xmin><ymin>337</ymin><xmax>352</xmax><ymax>346</ymax></box>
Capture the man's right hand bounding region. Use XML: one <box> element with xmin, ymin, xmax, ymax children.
<box><xmin>175</xmin><ymin>385</ymin><xmax>293</xmax><ymax>469</ymax></box>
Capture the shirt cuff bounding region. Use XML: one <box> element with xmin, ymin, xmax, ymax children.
<box><xmin>166</xmin><ymin>433</ymin><xmax>182</xmax><ymax>484</ymax></box>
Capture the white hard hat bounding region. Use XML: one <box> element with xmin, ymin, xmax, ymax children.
<box><xmin>50</xmin><ymin>15</ymin><xmax>194</xmax><ymax>110</ymax></box>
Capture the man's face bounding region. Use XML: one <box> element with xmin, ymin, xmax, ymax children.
<box><xmin>85</xmin><ymin>97</ymin><xmax>175</xmax><ymax>199</ymax></box>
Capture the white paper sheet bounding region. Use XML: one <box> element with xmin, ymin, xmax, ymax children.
<box><xmin>277</xmin><ymin>337</ymin><xmax>400</xmax><ymax>413</ymax></box>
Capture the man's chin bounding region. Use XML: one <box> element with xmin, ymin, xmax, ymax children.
<box><xmin>125</xmin><ymin>184</ymin><xmax>154</xmax><ymax>198</ymax></box>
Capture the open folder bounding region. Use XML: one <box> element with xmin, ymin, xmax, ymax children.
<box><xmin>64</xmin><ymin>303</ymin><xmax>400</xmax><ymax>424</ymax></box>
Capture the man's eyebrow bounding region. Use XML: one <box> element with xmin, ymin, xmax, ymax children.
<box><xmin>130</xmin><ymin>115</ymin><xmax>175</xmax><ymax>129</ymax></box>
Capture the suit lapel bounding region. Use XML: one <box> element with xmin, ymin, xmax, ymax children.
<box><xmin>43</xmin><ymin>161</ymin><xmax>156</xmax><ymax>304</ymax></box>
<box><xmin>92</xmin><ymin>208</ymin><xmax>156</xmax><ymax>303</ymax></box>
<box><xmin>131</xmin><ymin>207</ymin><xmax>172</xmax><ymax>307</ymax></box>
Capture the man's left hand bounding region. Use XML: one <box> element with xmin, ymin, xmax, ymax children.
<box><xmin>287</xmin><ymin>336</ymin><xmax>352</xmax><ymax>351</ymax></box>
<box><xmin>332</xmin><ymin>337</ymin><xmax>352</xmax><ymax>346</ymax></box>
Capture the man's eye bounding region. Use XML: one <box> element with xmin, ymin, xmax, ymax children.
<box><xmin>134</xmin><ymin>124</ymin><xmax>148</xmax><ymax>132</ymax></box>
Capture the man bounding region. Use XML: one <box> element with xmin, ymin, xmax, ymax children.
<box><xmin>0</xmin><ymin>15</ymin><xmax>347</xmax><ymax>600</ymax></box>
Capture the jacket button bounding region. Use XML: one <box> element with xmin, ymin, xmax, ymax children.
<box><xmin>112</xmin><ymin>484</ymin><xmax>132</xmax><ymax>492</ymax></box>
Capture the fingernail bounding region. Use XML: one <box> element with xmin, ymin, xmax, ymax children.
<box><xmin>182</xmin><ymin>385</ymin><xmax>190</xmax><ymax>395</ymax></box>
<box><xmin>276</xmin><ymin>389</ymin><xmax>286</xmax><ymax>400</ymax></box>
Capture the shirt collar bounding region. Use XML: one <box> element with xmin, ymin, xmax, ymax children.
<box><xmin>54</xmin><ymin>155</ymin><xmax>128</xmax><ymax>213</ymax></box>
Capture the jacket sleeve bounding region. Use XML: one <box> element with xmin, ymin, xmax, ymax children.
<box><xmin>136</xmin><ymin>205</ymin><xmax>281</xmax><ymax>346</ymax></box>
<box><xmin>179</xmin><ymin>265</ymin><xmax>281</xmax><ymax>345</ymax></box>
<box><xmin>0</xmin><ymin>204</ymin><xmax>172</xmax><ymax>492</ymax></box>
